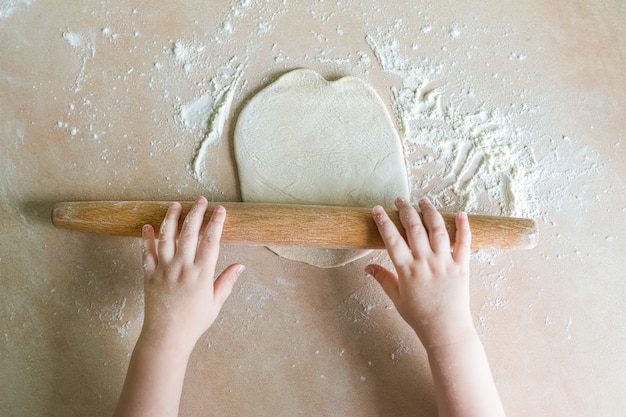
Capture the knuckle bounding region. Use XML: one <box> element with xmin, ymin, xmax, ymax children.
<box><xmin>428</xmin><ymin>224</ymin><xmax>448</xmax><ymax>238</ymax></box>
<box><xmin>204</xmin><ymin>227</ymin><xmax>220</xmax><ymax>244</ymax></box>
<box><xmin>408</xmin><ymin>221</ymin><xmax>425</xmax><ymax>236</ymax></box>
<box><xmin>180</xmin><ymin>227</ymin><xmax>196</xmax><ymax>239</ymax></box>
<box><xmin>384</xmin><ymin>233</ymin><xmax>405</xmax><ymax>249</ymax></box>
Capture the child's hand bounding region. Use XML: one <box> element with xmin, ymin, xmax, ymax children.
<box><xmin>366</xmin><ymin>197</ymin><xmax>474</xmax><ymax>350</ymax></box>
<box><xmin>113</xmin><ymin>197</ymin><xmax>244</xmax><ymax>417</ymax></box>
<box><xmin>139</xmin><ymin>196</ymin><xmax>245</xmax><ymax>354</ymax></box>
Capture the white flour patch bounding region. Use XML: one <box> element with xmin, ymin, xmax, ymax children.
<box><xmin>173</xmin><ymin>40</ymin><xmax>206</xmax><ymax>73</ymax></box>
<box><xmin>62</xmin><ymin>31</ymin><xmax>83</xmax><ymax>48</ymax></box>
<box><xmin>62</xmin><ymin>30</ymin><xmax>96</xmax><ymax>93</ymax></box>
<box><xmin>0</xmin><ymin>0</ymin><xmax>33</xmax><ymax>19</ymax></box>
<box><xmin>98</xmin><ymin>297</ymin><xmax>130</xmax><ymax>338</ymax></box>
<box><xmin>177</xmin><ymin>63</ymin><xmax>244</xmax><ymax>185</ymax></box>
<box><xmin>367</xmin><ymin>28</ymin><xmax>539</xmax><ymax>217</ymax></box>
<box><xmin>179</xmin><ymin>92</ymin><xmax>214</xmax><ymax>131</ymax></box>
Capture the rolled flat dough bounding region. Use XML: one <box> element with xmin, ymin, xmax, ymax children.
<box><xmin>234</xmin><ymin>69</ymin><xmax>409</xmax><ymax>267</ymax></box>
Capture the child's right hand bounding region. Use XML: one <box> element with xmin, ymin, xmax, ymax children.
<box><xmin>366</xmin><ymin>197</ymin><xmax>476</xmax><ymax>350</ymax></box>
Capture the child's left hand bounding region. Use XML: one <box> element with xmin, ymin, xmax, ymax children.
<box><xmin>139</xmin><ymin>196</ymin><xmax>245</xmax><ymax>355</ymax></box>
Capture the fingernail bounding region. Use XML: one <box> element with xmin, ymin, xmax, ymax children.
<box><xmin>196</xmin><ymin>196</ymin><xmax>207</xmax><ymax>204</ymax></box>
<box><xmin>365</xmin><ymin>266</ymin><xmax>375</xmax><ymax>276</ymax></box>
<box><xmin>236</xmin><ymin>264</ymin><xmax>246</xmax><ymax>275</ymax></box>
<box><xmin>372</xmin><ymin>206</ymin><xmax>385</xmax><ymax>223</ymax></box>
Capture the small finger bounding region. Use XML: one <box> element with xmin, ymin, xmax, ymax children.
<box><xmin>142</xmin><ymin>224</ymin><xmax>157</xmax><ymax>274</ymax></box>
<box><xmin>418</xmin><ymin>198</ymin><xmax>451</xmax><ymax>254</ymax></box>
<box><xmin>395</xmin><ymin>196</ymin><xmax>431</xmax><ymax>258</ymax></box>
<box><xmin>372</xmin><ymin>205</ymin><xmax>413</xmax><ymax>266</ymax></box>
<box><xmin>452</xmin><ymin>211</ymin><xmax>472</xmax><ymax>264</ymax></box>
<box><xmin>365</xmin><ymin>264</ymin><xmax>400</xmax><ymax>303</ymax></box>
<box><xmin>178</xmin><ymin>196</ymin><xmax>209</xmax><ymax>262</ymax></box>
<box><xmin>196</xmin><ymin>205</ymin><xmax>227</xmax><ymax>272</ymax></box>
<box><xmin>158</xmin><ymin>202</ymin><xmax>182</xmax><ymax>262</ymax></box>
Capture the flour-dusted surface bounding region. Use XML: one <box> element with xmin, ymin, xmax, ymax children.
<box><xmin>234</xmin><ymin>69</ymin><xmax>409</xmax><ymax>267</ymax></box>
<box><xmin>0</xmin><ymin>1</ymin><xmax>624</xmax><ymax>416</ymax></box>
<box><xmin>365</xmin><ymin>26</ymin><xmax>540</xmax><ymax>217</ymax></box>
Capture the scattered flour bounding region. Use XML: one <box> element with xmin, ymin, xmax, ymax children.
<box><xmin>62</xmin><ymin>30</ymin><xmax>96</xmax><ymax>93</ymax></box>
<box><xmin>98</xmin><ymin>297</ymin><xmax>130</xmax><ymax>338</ymax></box>
<box><xmin>3</xmin><ymin>7</ymin><xmax>618</xmax><ymax>416</ymax></box>
<box><xmin>212</xmin><ymin>0</ymin><xmax>288</xmax><ymax>46</ymax></box>
<box><xmin>62</xmin><ymin>31</ymin><xmax>83</xmax><ymax>48</ymax></box>
<box><xmin>169</xmin><ymin>0</ymin><xmax>289</xmax><ymax>189</ymax></box>
<box><xmin>179</xmin><ymin>92</ymin><xmax>215</xmax><ymax>131</ymax></box>
<box><xmin>54</xmin><ymin>2</ymin><xmax>543</xmax><ymax>222</ymax></box>
<box><xmin>173</xmin><ymin>41</ymin><xmax>206</xmax><ymax>73</ymax></box>
<box><xmin>0</xmin><ymin>0</ymin><xmax>33</xmax><ymax>19</ymax></box>
<box><xmin>175</xmin><ymin>63</ymin><xmax>244</xmax><ymax>185</ymax></box>
<box><xmin>367</xmin><ymin>28</ymin><xmax>539</xmax><ymax>217</ymax></box>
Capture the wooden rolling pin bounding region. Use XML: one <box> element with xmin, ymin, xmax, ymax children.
<box><xmin>51</xmin><ymin>201</ymin><xmax>537</xmax><ymax>250</ymax></box>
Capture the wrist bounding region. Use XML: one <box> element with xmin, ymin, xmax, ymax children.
<box><xmin>412</xmin><ymin>314</ymin><xmax>478</xmax><ymax>352</ymax></box>
<box><xmin>135</xmin><ymin>327</ymin><xmax>197</xmax><ymax>361</ymax></box>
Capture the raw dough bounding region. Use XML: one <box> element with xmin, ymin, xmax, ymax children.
<box><xmin>234</xmin><ymin>69</ymin><xmax>409</xmax><ymax>267</ymax></box>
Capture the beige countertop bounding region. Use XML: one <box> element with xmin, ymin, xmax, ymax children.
<box><xmin>1</xmin><ymin>1</ymin><xmax>624</xmax><ymax>415</ymax></box>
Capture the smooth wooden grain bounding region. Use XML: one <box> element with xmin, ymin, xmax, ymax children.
<box><xmin>51</xmin><ymin>201</ymin><xmax>538</xmax><ymax>250</ymax></box>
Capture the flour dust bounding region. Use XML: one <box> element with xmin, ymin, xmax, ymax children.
<box><xmin>0</xmin><ymin>0</ymin><xmax>34</xmax><ymax>19</ymax></box>
<box><xmin>367</xmin><ymin>28</ymin><xmax>539</xmax><ymax>217</ymax></box>
<box><xmin>172</xmin><ymin>9</ymin><xmax>541</xmax><ymax>218</ymax></box>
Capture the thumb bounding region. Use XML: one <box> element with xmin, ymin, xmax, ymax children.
<box><xmin>213</xmin><ymin>264</ymin><xmax>245</xmax><ymax>308</ymax></box>
<box><xmin>365</xmin><ymin>264</ymin><xmax>400</xmax><ymax>303</ymax></box>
